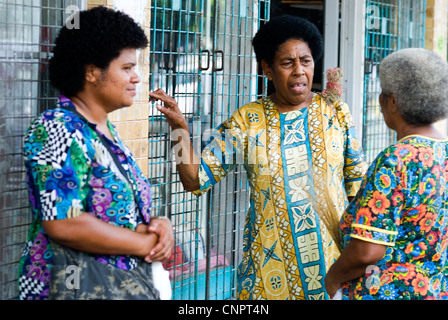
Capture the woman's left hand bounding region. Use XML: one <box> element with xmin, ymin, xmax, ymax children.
<box><xmin>149</xmin><ymin>89</ymin><xmax>188</xmax><ymax>131</ymax></box>
<box><xmin>145</xmin><ymin>217</ymin><xmax>174</xmax><ymax>263</ymax></box>
<box><xmin>324</xmin><ymin>277</ymin><xmax>341</xmax><ymax>299</ymax></box>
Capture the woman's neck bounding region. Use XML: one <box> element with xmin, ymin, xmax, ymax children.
<box><xmin>396</xmin><ymin>123</ymin><xmax>446</xmax><ymax>141</ymax></box>
<box><xmin>69</xmin><ymin>95</ymin><xmax>114</xmax><ymax>141</ymax></box>
<box><xmin>270</xmin><ymin>92</ymin><xmax>314</xmax><ymax>113</ymax></box>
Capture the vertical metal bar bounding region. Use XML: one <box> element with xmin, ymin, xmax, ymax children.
<box><xmin>204</xmin><ymin>0</ymin><xmax>219</xmax><ymax>299</ymax></box>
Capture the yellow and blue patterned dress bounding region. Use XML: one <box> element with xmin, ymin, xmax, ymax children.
<box><xmin>193</xmin><ymin>93</ymin><xmax>367</xmax><ymax>299</ymax></box>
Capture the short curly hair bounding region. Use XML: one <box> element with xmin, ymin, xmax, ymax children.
<box><xmin>252</xmin><ymin>15</ymin><xmax>323</xmax><ymax>65</ymax></box>
<box><xmin>380</xmin><ymin>48</ymin><xmax>448</xmax><ymax>125</ymax></box>
<box><xmin>49</xmin><ymin>6</ymin><xmax>148</xmax><ymax>97</ymax></box>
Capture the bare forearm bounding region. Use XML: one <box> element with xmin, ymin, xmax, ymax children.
<box><xmin>172</xmin><ymin>127</ymin><xmax>200</xmax><ymax>191</ymax></box>
<box><xmin>177</xmin><ymin>163</ymin><xmax>200</xmax><ymax>191</ymax></box>
<box><xmin>149</xmin><ymin>89</ymin><xmax>201</xmax><ymax>191</ymax></box>
<box><xmin>327</xmin><ymin>247</ymin><xmax>371</xmax><ymax>285</ymax></box>
<box><xmin>43</xmin><ymin>212</ymin><xmax>158</xmax><ymax>258</ymax></box>
<box><xmin>325</xmin><ymin>239</ymin><xmax>386</xmax><ymax>297</ymax></box>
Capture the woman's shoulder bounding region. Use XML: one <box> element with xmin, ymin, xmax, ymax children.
<box><xmin>235</xmin><ymin>98</ymin><xmax>266</xmax><ymax>114</ymax></box>
<box><xmin>25</xmin><ymin>108</ymin><xmax>68</xmax><ymax>143</ymax></box>
<box><xmin>368</xmin><ymin>139</ymin><xmax>417</xmax><ymax>172</ymax></box>
<box><xmin>313</xmin><ymin>92</ymin><xmax>349</xmax><ymax>114</ymax></box>
<box><xmin>223</xmin><ymin>99</ymin><xmax>266</xmax><ymax>129</ymax></box>
<box><xmin>24</xmin><ymin>105</ymin><xmax>94</xmax><ymax>162</ymax></box>
<box><xmin>28</xmin><ymin>104</ymin><xmax>89</xmax><ymax>133</ymax></box>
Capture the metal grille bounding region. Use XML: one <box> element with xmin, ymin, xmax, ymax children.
<box><xmin>148</xmin><ymin>0</ymin><xmax>269</xmax><ymax>300</ymax></box>
<box><xmin>0</xmin><ymin>0</ymin><xmax>83</xmax><ymax>300</ymax></box>
<box><xmin>363</xmin><ymin>0</ymin><xmax>427</xmax><ymax>164</ymax></box>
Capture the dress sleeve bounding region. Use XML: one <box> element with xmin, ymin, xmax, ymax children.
<box><xmin>334</xmin><ymin>100</ymin><xmax>368</xmax><ymax>197</ymax></box>
<box><xmin>23</xmin><ymin>119</ymin><xmax>90</xmax><ymax>221</ymax></box>
<box><xmin>347</xmin><ymin>150</ymin><xmax>401</xmax><ymax>246</ymax></box>
<box><xmin>192</xmin><ymin>111</ymin><xmax>246</xmax><ymax>197</ymax></box>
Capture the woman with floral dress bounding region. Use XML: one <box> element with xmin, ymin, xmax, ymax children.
<box><xmin>19</xmin><ymin>7</ymin><xmax>173</xmax><ymax>300</ymax></box>
<box><xmin>325</xmin><ymin>48</ymin><xmax>448</xmax><ymax>300</ymax></box>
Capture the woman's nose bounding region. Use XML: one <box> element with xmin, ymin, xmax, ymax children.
<box><xmin>292</xmin><ymin>62</ymin><xmax>305</xmax><ymax>76</ymax></box>
<box><xmin>132</xmin><ymin>71</ymin><xmax>141</xmax><ymax>83</ymax></box>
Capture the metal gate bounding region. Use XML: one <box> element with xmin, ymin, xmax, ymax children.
<box><xmin>362</xmin><ymin>0</ymin><xmax>427</xmax><ymax>164</ymax></box>
<box><xmin>148</xmin><ymin>0</ymin><xmax>269</xmax><ymax>299</ymax></box>
<box><xmin>0</xmin><ymin>0</ymin><xmax>83</xmax><ymax>300</ymax></box>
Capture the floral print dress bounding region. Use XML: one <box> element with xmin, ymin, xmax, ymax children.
<box><xmin>341</xmin><ymin>135</ymin><xmax>448</xmax><ymax>300</ymax></box>
<box><xmin>18</xmin><ymin>96</ymin><xmax>152</xmax><ymax>300</ymax></box>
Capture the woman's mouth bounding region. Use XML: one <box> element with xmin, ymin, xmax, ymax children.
<box><xmin>290</xmin><ymin>83</ymin><xmax>307</xmax><ymax>93</ymax></box>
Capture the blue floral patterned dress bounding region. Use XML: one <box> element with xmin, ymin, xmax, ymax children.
<box><xmin>340</xmin><ymin>135</ymin><xmax>448</xmax><ymax>300</ymax></box>
<box><xmin>18</xmin><ymin>96</ymin><xmax>152</xmax><ymax>300</ymax></box>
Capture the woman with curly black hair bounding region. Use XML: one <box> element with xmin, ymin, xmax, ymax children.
<box><xmin>19</xmin><ymin>6</ymin><xmax>173</xmax><ymax>300</ymax></box>
<box><xmin>149</xmin><ymin>15</ymin><xmax>367</xmax><ymax>300</ymax></box>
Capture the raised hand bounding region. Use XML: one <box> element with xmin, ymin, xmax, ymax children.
<box><xmin>149</xmin><ymin>89</ymin><xmax>188</xmax><ymax>131</ymax></box>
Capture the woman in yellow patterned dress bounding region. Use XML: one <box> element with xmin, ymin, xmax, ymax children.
<box><xmin>149</xmin><ymin>15</ymin><xmax>367</xmax><ymax>300</ymax></box>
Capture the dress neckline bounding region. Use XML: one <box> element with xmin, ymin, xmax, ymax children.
<box><xmin>264</xmin><ymin>93</ymin><xmax>318</xmax><ymax>115</ymax></box>
<box><xmin>398</xmin><ymin>134</ymin><xmax>448</xmax><ymax>143</ymax></box>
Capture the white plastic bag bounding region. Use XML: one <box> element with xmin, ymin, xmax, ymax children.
<box><xmin>151</xmin><ymin>261</ymin><xmax>172</xmax><ymax>300</ymax></box>
<box><xmin>332</xmin><ymin>288</ymin><xmax>342</xmax><ymax>300</ymax></box>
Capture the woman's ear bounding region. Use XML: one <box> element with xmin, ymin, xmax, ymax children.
<box><xmin>388</xmin><ymin>94</ymin><xmax>399</xmax><ymax>114</ymax></box>
<box><xmin>261</xmin><ymin>60</ymin><xmax>273</xmax><ymax>81</ymax></box>
<box><xmin>84</xmin><ymin>64</ymin><xmax>101</xmax><ymax>84</ymax></box>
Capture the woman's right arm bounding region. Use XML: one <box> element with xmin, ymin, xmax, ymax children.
<box><xmin>149</xmin><ymin>89</ymin><xmax>200</xmax><ymax>191</ymax></box>
<box><xmin>43</xmin><ymin>212</ymin><xmax>158</xmax><ymax>258</ymax></box>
